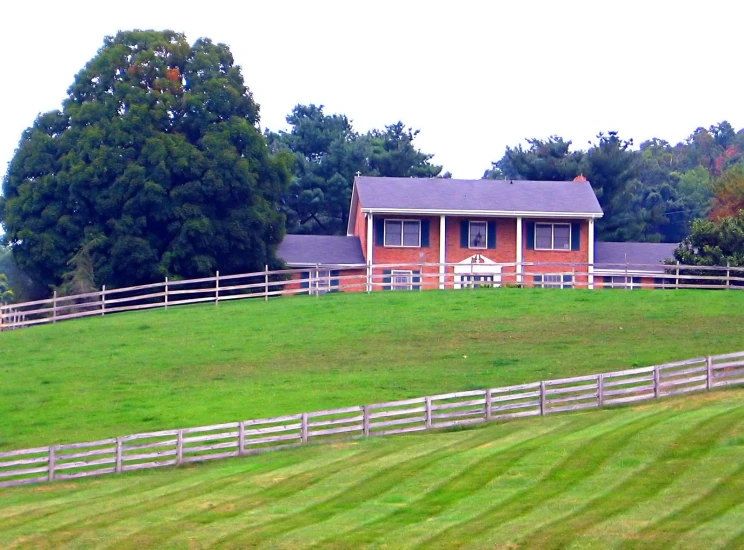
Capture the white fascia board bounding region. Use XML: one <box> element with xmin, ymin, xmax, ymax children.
<box><xmin>361</xmin><ymin>208</ymin><xmax>604</xmax><ymax>219</ymax></box>
<box><xmin>346</xmin><ymin>182</ymin><xmax>360</xmax><ymax>235</ymax></box>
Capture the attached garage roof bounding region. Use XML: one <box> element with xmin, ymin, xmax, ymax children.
<box><xmin>595</xmin><ymin>242</ymin><xmax>678</xmax><ymax>272</ymax></box>
<box><xmin>277</xmin><ymin>235</ymin><xmax>365</xmax><ymax>266</ymax></box>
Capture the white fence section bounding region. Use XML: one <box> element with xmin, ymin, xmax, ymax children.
<box><xmin>2</xmin><ymin>350</ymin><xmax>743</xmax><ymax>488</ymax></box>
<box><xmin>1</xmin><ymin>261</ymin><xmax>743</xmax><ymax>332</ymax></box>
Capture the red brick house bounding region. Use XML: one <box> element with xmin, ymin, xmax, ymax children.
<box><xmin>278</xmin><ymin>176</ymin><xmax>676</xmax><ymax>292</ymax></box>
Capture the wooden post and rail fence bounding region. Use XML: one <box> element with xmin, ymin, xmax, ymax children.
<box><xmin>1</xmin><ymin>350</ymin><xmax>743</xmax><ymax>488</ymax></box>
<box><xmin>1</xmin><ymin>261</ymin><xmax>743</xmax><ymax>332</ymax></box>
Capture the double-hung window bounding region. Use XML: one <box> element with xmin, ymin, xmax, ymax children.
<box><xmin>535</xmin><ymin>223</ymin><xmax>571</xmax><ymax>251</ymax></box>
<box><xmin>469</xmin><ymin>221</ymin><xmax>487</xmax><ymax>249</ymax></box>
<box><xmin>312</xmin><ymin>269</ymin><xmax>331</xmax><ymax>294</ymax></box>
<box><xmin>384</xmin><ymin>220</ymin><xmax>420</xmax><ymax>247</ymax></box>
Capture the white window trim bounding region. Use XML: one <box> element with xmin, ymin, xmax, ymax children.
<box><xmin>312</xmin><ymin>269</ymin><xmax>331</xmax><ymax>294</ymax></box>
<box><xmin>535</xmin><ymin>222</ymin><xmax>572</xmax><ymax>251</ymax></box>
<box><xmin>391</xmin><ymin>269</ymin><xmax>414</xmax><ymax>290</ymax></box>
<box><xmin>468</xmin><ymin>221</ymin><xmax>487</xmax><ymax>250</ymax></box>
<box><xmin>384</xmin><ymin>219</ymin><xmax>421</xmax><ymax>248</ymax></box>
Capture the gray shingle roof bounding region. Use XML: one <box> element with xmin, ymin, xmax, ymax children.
<box><xmin>355</xmin><ymin>177</ymin><xmax>603</xmax><ymax>216</ymax></box>
<box><xmin>595</xmin><ymin>242</ymin><xmax>678</xmax><ymax>272</ymax></box>
<box><xmin>278</xmin><ymin>235</ymin><xmax>365</xmax><ymax>266</ymax></box>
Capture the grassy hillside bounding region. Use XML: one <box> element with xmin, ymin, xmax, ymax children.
<box><xmin>1</xmin><ymin>389</ymin><xmax>743</xmax><ymax>549</ymax></box>
<box><xmin>1</xmin><ymin>288</ymin><xmax>744</xmax><ymax>450</ymax></box>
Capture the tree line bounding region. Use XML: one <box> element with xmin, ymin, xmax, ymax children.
<box><xmin>1</xmin><ymin>30</ymin><xmax>743</xmax><ymax>301</ymax></box>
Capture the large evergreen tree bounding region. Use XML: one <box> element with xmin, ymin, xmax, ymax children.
<box><xmin>0</xmin><ymin>30</ymin><xmax>290</xmax><ymax>290</ymax></box>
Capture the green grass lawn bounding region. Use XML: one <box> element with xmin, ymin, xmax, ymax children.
<box><xmin>1</xmin><ymin>389</ymin><xmax>743</xmax><ymax>549</ymax></box>
<box><xmin>1</xmin><ymin>288</ymin><xmax>744</xmax><ymax>450</ymax></box>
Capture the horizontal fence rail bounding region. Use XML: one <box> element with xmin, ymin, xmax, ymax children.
<box><xmin>2</xmin><ymin>350</ymin><xmax>743</xmax><ymax>488</ymax></box>
<box><xmin>2</xmin><ymin>261</ymin><xmax>743</xmax><ymax>331</ymax></box>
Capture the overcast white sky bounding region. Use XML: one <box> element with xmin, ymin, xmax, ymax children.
<box><xmin>1</xmin><ymin>0</ymin><xmax>742</xmax><ymax>180</ymax></box>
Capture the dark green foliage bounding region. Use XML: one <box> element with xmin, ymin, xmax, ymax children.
<box><xmin>0</xmin><ymin>30</ymin><xmax>290</xmax><ymax>290</ymax></box>
<box><xmin>674</xmin><ymin>211</ymin><xmax>744</xmax><ymax>267</ymax></box>
<box><xmin>486</xmin><ymin>122</ymin><xmax>744</xmax><ymax>244</ymax></box>
<box><xmin>268</xmin><ymin>105</ymin><xmax>441</xmax><ymax>235</ymax></box>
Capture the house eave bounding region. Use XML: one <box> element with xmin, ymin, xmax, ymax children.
<box><xmin>361</xmin><ymin>208</ymin><xmax>604</xmax><ymax>219</ymax></box>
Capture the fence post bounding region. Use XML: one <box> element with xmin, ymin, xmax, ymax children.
<box><xmin>265</xmin><ymin>265</ymin><xmax>269</xmax><ymax>301</ymax></box>
<box><xmin>706</xmin><ymin>356</ymin><xmax>713</xmax><ymax>390</ymax></box>
<box><xmin>539</xmin><ymin>381</ymin><xmax>546</xmax><ymax>415</ymax></box>
<box><xmin>367</xmin><ymin>261</ymin><xmax>372</xmax><ymax>293</ymax></box>
<box><xmin>176</xmin><ymin>429</ymin><xmax>184</xmax><ymax>465</ymax></box>
<box><xmin>238</xmin><ymin>421</ymin><xmax>245</xmax><ymax>457</ymax></box>
<box><xmin>597</xmin><ymin>374</ymin><xmax>604</xmax><ymax>408</ymax></box>
<box><xmin>425</xmin><ymin>397</ymin><xmax>433</xmax><ymax>429</ymax></box>
<box><xmin>726</xmin><ymin>262</ymin><xmax>731</xmax><ymax>289</ymax></box>
<box><xmin>53</xmin><ymin>291</ymin><xmax>57</xmax><ymax>323</ymax></box>
<box><xmin>419</xmin><ymin>263</ymin><xmax>424</xmax><ymax>291</ymax></box>
<box><xmin>164</xmin><ymin>277</ymin><xmax>169</xmax><ymax>310</ymax></box>
<box><xmin>301</xmin><ymin>413</ymin><xmax>308</xmax><ymax>444</ymax></box>
<box><xmin>115</xmin><ymin>437</ymin><xmax>123</xmax><ymax>473</ymax></box>
<box><xmin>48</xmin><ymin>445</ymin><xmax>56</xmax><ymax>481</ymax></box>
<box><xmin>675</xmin><ymin>261</ymin><xmax>680</xmax><ymax>289</ymax></box>
<box><xmin>215</xmin><ymin>271</ymin><xmax>220</xmax><ymax>305</ymax></box>
<box><xmin>653</xmin><ymin>365</ymin><xmax>661</xmax><ymax>398</ymax></box>
<box><xmin>101</xmin><ymin>285</ymin><xmax>106</xmax><ymax>316</ymax></box>
<box><xmin>485</xmin><ymin>389</ymin><xmax>492</xmax><ymax>421</ymax></box>
<box><xmin>362</xmin><ymin>405</ymin><xmax>370</xmax><ymax>437</ymax></box>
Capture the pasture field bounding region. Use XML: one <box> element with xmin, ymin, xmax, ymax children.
<box><xmin>2</xmin><ymin>288</ymin><xmax>744</xmax><ymax>451</ymax></box>
<box><xmin>0</xmin><ymin>388</ymin><xmax>743</xmax><ymax>549</ymax></box>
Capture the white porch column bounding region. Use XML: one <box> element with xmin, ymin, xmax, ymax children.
<box><xmin>588</xmin><ymin>218</ymin><xmax>595</xmax><ymax>289</ymax></box>
<box><xmin>439</xmin><ymin>215</ymin><xmax>446</xmax><ymax>289</ymax></box>
<box><xmin>366</xmin><ymin>213</ymin><xmax>374</xmax><ymax>292</ymax></box>
<box><xmin>515</xmin><ymin>217</ymin><xmax>523</xmax><ymax>284</ymax></box>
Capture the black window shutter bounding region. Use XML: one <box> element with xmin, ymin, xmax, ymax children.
<box><xmin>487</xmin><ymin>221</ymin><xmax>496</xmax><ymax>249</ymax></box>
<box><xmin>533</xmin><ymin>275</ymin><xmax>542</xmax><ymax>283</ymax></box>
<box><xmin>331</xmin><ymin>270</ymin><xmax>340</xmax><ymax>292</ymax></box>
<box><xmin>526</xmin><ymin>222</ymin><xmax>535</xmax><ymax>250</ymax></box>
<box><xmin>382</xmin><ymin>269</ymin><xmax>391</xmax><ymax>290</ymax></box>
<box><xmin>413</xmin><ymin>270</ymin><xmax>421</xmax><ymax>290</ymax></box>
<box><xmin>420</xmin><ymin>220</ymin><xmax>430</xmax><ymax>247</ymax></box>
<box><xmin>460</xmin><ymin>220</ymin><xmax>468</xmax><ymax>248</ymax></box>
<box><xmin>300</xmin><ymin>271</ymin><xmax>309</xmax><ymax>292</ymax></box>
<box><xmin>375</xmin><ymin>219</ymin><xmax>385</xmax><ymax>246</ymax></box>
<box><xmin>571</xmin><ymin>222</ymin><xmax>581</xmax><ymax>251</ymax></box>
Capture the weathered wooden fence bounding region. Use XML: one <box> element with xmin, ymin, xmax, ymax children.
<box><xmin>2</xmin><ymin>261</ymin><xmax>743</xmax><ymax>332</ymax></box>
<box><xmin>2</xmin><ymin>350</ymin><xmax>743</xmax><ymax>488</ymax></box>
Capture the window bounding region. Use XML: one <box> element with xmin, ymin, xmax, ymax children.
<box><xmin>391</xmin><ymin>270</ymin><xmax>413</xmax><ymax>290</ymax></box>
<box><xmin>603</xmin><ymin>276</ymin><xmax>641</xmax><ymax>289</ymax></box>
<box><xmin>534</xmin><ymin>274</ymin><xmax>573</xmax><ymax>288</ymax></box>
<box><xmin>384</xmin><ymin>220</ymin><xmax>420</xmax><ymax>247</ymax></box>
<box><xmin>535</xmin><ymin>223</ymin><xmax>571</xmax><ymax>251</ymax></box>
<box><xmin>469</xmin><ymin>221</ymin><xmax>487</xmax><ymax>249</ymax></box>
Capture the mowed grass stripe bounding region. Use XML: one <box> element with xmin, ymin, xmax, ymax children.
<box><xmin>12</xmin><ymin>442</ymin><xmax>416</xmax><ymax>548</ymax></box>
<box><xmin>413</xmin><ymin>407</ymin><xmax>680</xmax><ymax>549</ymax></box>
<box><xmin>106</xmin><ymin>440</ymin><xmax>425</xmax><ymax>549</ymax></box>
<box><xmin>624</xmin><ymin>461</ymin><xmax>744</xmax><ymax>549</ymax></box>
<box><xmin>1</xmin><ymin>390</ymin><xmax>744</xmax><ymax>549</ymax></box>
<box><xmin>310</xmin><ymin>409</ymin><xmax>655</xmax><ymax>549</ymax></box>
<box><xmin>513</xmin><ymin>405</ymin><xmax>744</xmax><ymax>549</ymax></box>
<box><xmin>210</xmin><ymin>426</ymin><xmax>520</xmax><ymax>548</ymax></box>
